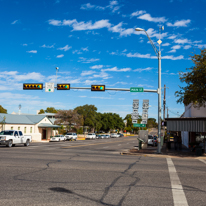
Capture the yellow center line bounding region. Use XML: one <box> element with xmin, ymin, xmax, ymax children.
<box><xmin>61</xmin><ymin>138</ymin><xmax>135</xmax><ymax>149</ymax></box>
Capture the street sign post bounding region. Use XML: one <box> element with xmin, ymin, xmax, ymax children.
<box><xmin>45</xmin><ymin>83</ymin><xmax>54</xmax><ymax>92</ymax></box>
<box><xmin>133</xmin><ymin>123</ymin><xmax>146</xmax><ymax>127</ymax></box>
<box><xmin>131</xmin><ymin>113</ymin><xmax>139</xmax><ymax>120</ymax></box>
<box><xmin>130</xmin><ymin>87</ymin><xmax>144</xmax><ymax>92</ymax></box>
<box><xmin>132</xmin><ymin>120</ymin><xmax>137</xmax><ymax>123</ymax></box>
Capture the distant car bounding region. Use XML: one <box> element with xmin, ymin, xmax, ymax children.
<box><xmin>101</xmin><ymin>134</ymin><xmax>107</xmax><ymax>139</ymax></box>
<box><xmin>86</xmin><ymin>133</ymin><xmax>96</xmax><ymax>140</ymax></box>
<box><xmin>118</xmin><ymin>133</ymin><xmax>124</xmax><ymax>137</ymax></box>
<box><xmin>105</xmin><ymin>134</ymin><xmax>110</xmax><ymax>138</ymax></box>
<box><xmin>96</xmin><ymin>134</ymin><xmax>102</xmax><ymax>139</ymax></box>
<box><xmin>110</xmin><ymin>133</ymin><xmax>119</xmax><ymax>138</ymax></box>
<box><xmin>65</xmin><ymin>133</ymin><xmax>77</xmax><ymax>141</ymax></box>
<box><xmin>148</xmin><ymin>135</ymin><xmax>157</xmax><ymax>146</ymax></box>
<box><xmin>50</xmin><ymin>135</ymin><xmax>65</xmax><ymax>142</ymax></box>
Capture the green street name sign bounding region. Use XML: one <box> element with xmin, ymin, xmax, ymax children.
<box><xmin>130</xmin><ymin>87</ymin><xmax>144</xmax><ymax>92</ymax></box>
<box><xmin>133</xmin><ymin>123</ymin><xmax>146</xmax><ymax>127</ymax></box>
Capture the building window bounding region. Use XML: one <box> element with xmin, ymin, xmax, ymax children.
<box><xmin>18</xmin><ymin>127</ymin><xmax>20</xmax><ymax>130</ymax></box>
<box><xmin>30</xmin><ymin>127</ymin><xmax>32</xmax><ymax>133</ymax></box>
<box><xmin>24</xmin><ymin>127</ymin><xmax>26</xmax><ymax>133</ymax></box>
<box><xmin>11</xmin><ymin>126</ymin><xmax>13</xmax><ymax>130</ymax></box>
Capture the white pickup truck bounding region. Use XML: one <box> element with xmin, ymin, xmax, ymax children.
<box><xmin>0</xmin><ymin>130</ymin><xmax>32</xmax><ymax>147</ymax></box>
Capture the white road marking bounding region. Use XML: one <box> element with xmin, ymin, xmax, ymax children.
<box><xmin>199</xmin><ymin>159</ymin><xmax>206</xmax><ymax>164</ymax></box>
<box><xmin>103</xmin><ymin>146</ymin><xmax>108</xmax><ymax>148</ymax></box>
<box><xmin>167</xmin><ymin>158</ymin><xmax>188</xmax><ymax>206</ymax></box>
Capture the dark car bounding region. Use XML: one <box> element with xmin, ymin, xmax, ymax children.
<box><xmin>118</xmin><ymin>133</ymin><xmax>124</xmax><ymax>137</ymax></box>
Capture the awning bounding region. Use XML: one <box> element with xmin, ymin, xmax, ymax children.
<box><xmin>165</xmin><ymin>117</ymin><xmax>206</xmax><ymax>132</ymax></box>
<box><xmin>38</xmin><ymin>123</ymin><xmax>61</xmax><ymax>128</ymax></box>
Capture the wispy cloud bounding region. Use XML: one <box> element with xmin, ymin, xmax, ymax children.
<box><xmin>26</xmin><ymin>50</ymin><xmax>37</xmax><ymax>53</ymax></box>
<box><xmin>102</xmin><ymin>67</ymin><xmax>131</xmax><ymax>72</ymax></box>
<box><xmin>81</xmin><ymin>70</ymin><xmax>96</xmax><ymax>76</ymax></box>
<box><xmin>90</xmin><ymin>65</ymin><xmax>104</xmax><ymax>69</ymax></box>
<box><xmin>138</xmin><ymin>13</ymin><xmax>167</xmax><ymax>23</ymax></box>
<box><xmin>56</xmin><ymin>54</ymin><xmax>64</xmax><ymax>58</ymax></box>
<box><xmin>41</xmin><ymin>44</ymin><xmax>54</xmax><ymax>48</ymax></box>
<box><xmin>133</xmin><ymin>67</ymin><xmax>153</xmax><ymax>72</ymax></box>
<box><xmin>130</xmin><ymin>10</ymin><xmax>146</xmax><ymax>17</ymax></box>
<box><xmin>22</xmin><ymin>44</ymin><xmax>28</xmax><ymax>46</ymax></box>
<box><xmin>11</xmin><ymin>20</ymin><xmax>19</xmax><ymax>24</ymax></box>
<box><xmin>174</xmin><ymin>38</ymin><xmax>191</xmax><ymax>44</ymax></box>
<box><xmin>78</xmin><ymin>57</ymin><xmax>100</xmax><ymax>63</ymax></box>
<box><xmin>57</xmin><ymin>45</ymin><xmax>72</xmax><ymax>51</ymax></box>
<box><xmin>167</xmin><ymin>19</ymin><xmax>191</xmax><ymax>27</ymax></box>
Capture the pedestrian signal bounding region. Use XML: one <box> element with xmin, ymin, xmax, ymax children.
<box><xmin>57</xmin><ymin>84</ymin><xmax>70</xmax><ymax>90</ymax></box>
<box><xmin>23</xmin><ymin>83</ymin><xmax>43</xmax><ymax>90</ymax></box>
<box><xmin>91</xmin><ymin>85</ymin><xmax>105</xmax><ymax>91</ymax></box>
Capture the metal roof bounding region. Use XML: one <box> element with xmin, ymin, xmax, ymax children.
<box><xmin>165</xmin><ymin>117</ymin><xmax>206</xmax><ymax>132</ymax></box>
<box><xmin>0</xmin><ymin>113</ymin><xmax>46</xmax><ymax>124</ymax></box>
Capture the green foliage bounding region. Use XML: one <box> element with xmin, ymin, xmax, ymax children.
<box><xmin>38</xmin><ymin>109</ymin><xmax>45</xmax><ymax>114</ymax></box>
<box><xmin>38</xmin><ymin>107</ymin><xmax>58</xmax><ymax>114</ymax></box>
<box><xmin>76</xmin><ymin>127</ymin><xmax>83</xmax><ymax>134</ymax></box>
<box><xmin>175</xmin><ymin>49</ymin><xmax>206</xmax><ymax>107</ymax></box>
<box><xmin>0</xmin><ymin>105</ymin><xmax>7</xmax><ymax>114</ymax></box>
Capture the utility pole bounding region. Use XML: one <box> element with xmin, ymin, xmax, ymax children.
<box><xmin>163</xmin><ymin>85</ymin><xmax>166</xmax><ymax>121</ymax></box>
<box><xmin>167</xmin><ymin>107</ymin><xmax>169</xmax><ymax>118</ymax></box>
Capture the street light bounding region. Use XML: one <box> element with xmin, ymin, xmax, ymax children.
<box><xmin>135</xmin><ymin>27</ymin><xmax>162</xmax><ymax>153</ymax></box>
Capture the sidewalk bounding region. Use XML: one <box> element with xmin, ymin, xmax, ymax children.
<box><xmin>121</xmin><ymin>142</ymin><xmax>206</xmax><ymax>159</ymax></box>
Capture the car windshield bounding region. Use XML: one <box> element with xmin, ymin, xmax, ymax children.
<box><xmin>88</xmin><ymin>134</ymin><xmax>93</xmax><ymax>135</ymax></box>
<box><xmin>54</xmin><ymin>135</ymin><xmax>60</xmax><ymax>137</ymax></box>
<box><xmin>67</xmin><ymin>133</ymin><xmax>72</xmax><ymax>135</ymax></box>
<box><xmin>148</xmin><ymin>136</ymin><xmax>153</xmax><ymax>139</ymax></box>
<box><xmin>0</xmin><ymin>131</ymin><xmax>14</xmax><ymax>135</ymax></box>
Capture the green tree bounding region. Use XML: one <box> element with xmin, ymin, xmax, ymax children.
<box><xmin>74</xmin><ymin>104</ymin><xmax>97</xmax><ymax>129</ymax></box>
<box><xmin>45</xmin><ymin>107</ymin><xmax>58</xmax><ymax>113</ymax></box>
<box><xmin>0</xmin><ymin>105</ymin><xmax>7</xmax><ymax>113</ymax></box>
<box><xmin>175</xmin><ymin>49</ymin><xmax>206</xmax><ymax>107</ymax></box>
<box><xmin>38</xmin><ymin>109</ymin><xmax>45</xmax><ymax>114</ymax></box>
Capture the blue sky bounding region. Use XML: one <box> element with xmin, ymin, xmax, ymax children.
<box><xmin>0</xmin><ymin>0</ymin><xmax>206</xmax><ymax>120</ymax></box>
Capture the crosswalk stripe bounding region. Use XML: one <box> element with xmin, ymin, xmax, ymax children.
<box><xmin>199</xmin><ymin>159</ymin><xmax>206</xmax><ymax>164</ymax></box>
<box><xmin>167</xmin><ymin>158</ymin><xmax>188</xmax><ymax>206</ymax></box>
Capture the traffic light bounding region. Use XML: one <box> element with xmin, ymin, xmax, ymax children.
<box><xmin>57</xmin><ymin>84</ymin><xmax>70</xmax><ymax>90</ymax></box>
<box><xmin>23</xmin><ymin>83</ymin><xmax>43</xmax><ymax>90</ymax></box>
<box><xmin>91</xmin><ymin>85</ymin><xmax>105</xmax><ymax>91</ymax></box>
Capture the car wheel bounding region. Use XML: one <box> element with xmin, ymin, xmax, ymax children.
<box><xmin>24</xmin><ymin>139</ymin><xmax>30</xmax><ymax>147</ymax></box>
<box><xmin>7</xmin><ymin>140</ymin><xmax>13</xmax><ymax>148</ymax></box>
<box><xmin>12</xmin><ymin>144</ymin><xmax>16</xmax><ymax>147</ymax></box>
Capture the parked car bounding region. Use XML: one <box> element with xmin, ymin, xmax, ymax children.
<box><xmin>105</xmin><ymin>134</ymin><xmax>110</xmax><ymax>138</ymax></box>
<box><xmin>148</xmin><ymin>135</ymin><xmax>157</xmax><ymax>146</ymax></box>
<box><xmin>110</xmin><ymin>133</ymin><xmax>119</xmax><ymax>138</ymax></box>
<box><xmin>50</xmin><ymin>135</ymin><xmax>65</xmax><ymax>142</ymax></box>
<box><xmin>65</xmin><ymin>133</ymin><xmax>77</xmax><ymax>141</ymax></box>
<box><xmin>118</xmin><ymin>133</ymin><xmax>124</xmax><ymax>137</ymax></box>
<box><xmin>86</xmin><ymin>133</ymin><xmax>96</xmax><ymax>140</ymax></box>
<box><xmin>96</xmin><ymin>134</ymin><xmax>102</xmax><ymax>139</ymax></box>
<box><xmin>0</xmin><ymin>130</ymin><xmax>32</xmax><ymax>147</ymax></box>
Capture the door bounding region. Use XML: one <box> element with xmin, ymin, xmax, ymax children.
<box><xmin>13</xmin><ymin>131</ymin><xmax>20</xmax><ymax>144</ymax></box>
<box><xmin>42</xmin><ymin>129</ymin><xmax>46</xmax><ymax>140</ymax></box>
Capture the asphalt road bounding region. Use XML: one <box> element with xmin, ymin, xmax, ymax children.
<box><xmin>0</xmin><ymin>136</ymin><xmax>206</xmax><ymax>206</ymax></box>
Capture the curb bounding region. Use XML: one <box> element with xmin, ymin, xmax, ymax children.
<box><xmin>120</xmin><ymin>150</ymin><xmax>206</xmax><ymax>159</ymax></box>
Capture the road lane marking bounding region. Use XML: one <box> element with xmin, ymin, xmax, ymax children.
<box><xmin>103</xmin><ymin>146</ymin><xmax>108</xmax><ymax>148</ymax></box>
<box><xmin>199</xmin><ymin>159</ymin><xmax>206</xmax><ymax>164</ymax></box>
<box><xmin>167</xmin><ymin>158</ymin><xmax>188</xmax><ymax>206</ymax></box>
<box><xmin>61</xmin><ymin>138</ymin><xmax>134</xmax><ymax>149</ymax></box>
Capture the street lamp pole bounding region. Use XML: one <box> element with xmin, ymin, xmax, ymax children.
<box><xmin>135</xmin><ymin>27</ymin><xmax>162</xmax><ymax>153</ymax></box>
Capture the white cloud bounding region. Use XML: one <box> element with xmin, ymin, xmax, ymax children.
<box><xmin>81</xmin><ymin>47</ymin><xmax>89</xmax><ymax>51</ymax></box>
<box><xmin>80</xmin><ymin>3</ymin><xmax>95</xmax><ymax>10</ymax></box>
<box><xmin>22</xmin><ymin>44</ymin><xmax>28</xmax><ymax>46</ymax></box>
<box><xmin>183</xmin><ymin>45</ymin><xmax>191</xmax><ymax>50</ymax></box>
<box><xmin>138</xmin><ymin>13</ymin><xmax>167</xmax><ymax>23</ymax></box>
<box><xmin>167</xmin><ymin>19</ymin><xmax>191</xmax><ymax>27</ymax></box>
<box><xmin>48</xmin><ymin>19</ymin><xmax>62</xmax><ymax>26</ymax></box>
<box><xmin>90</xmin><ymin>65</ymin><xmax>104</xmax><ymax>69</ymax></box>
<box><xmin>162</xmin><ymin>55</ymin><xmax>184</xmax><ymax>60</ymax></box>
<box><xmin>102</xmin><ymin>67</ymin><xmax>131</xmax><ymax>72</ymax></box>
<box><xmin>172</xmin><ymin>45</ymin><xmax>181</xmax><ymax>50</ymax></box>
<box><xmin>56</xmin><ymin>54</ymin><xmax>64</xmax><ymax>58</ymax></box>
<box><xmin>11</xmin><ymin>20</ymin><xmax>19</xmax><ymax>24</ymax></box>
<box><xmin>92</xmin><ymin>71</ymin><xmax>111</xmax><ymax>79</ymax></box>
<box><xmin>174</xmin><ymin>38</ymin><xmax>191</xmax><ymax>44</ymax></box>
<box><xmin>168</xmin><ymin>35</ymin><xmax>177</xmax><ymax>39</ymax></box>
<box><xmin>41</xmin><ymin>44</ymin><xmax>54</xmax><ymax>48</ymax></box>
<box><xmin>162</xmin><ymin>43</ymin><xmax>170</xmax><ymax>46</ymax></box>
<box><xmin>168</xmin><ymin>49</ymin><xmax>176</xmax><ymax>53</ymax></box>
<box><xmin>133</xmin><ymin>67</ymin><xmax>153</xmax><ymax>72</ymax></box>
<box><xmin>130</xmin><ymin>10</ymin><xmax>146</xmax><ymax>17</ymax></box>
<box><xmin>57</xmin><ymin>45</ymin><xmax>72</xmax><ymax>51</ymax></box>
<box><xmin>26</xmin><ymin>50</ymin><xmax>37</xmax><ymax>53</ymax></box>
<box><xmin>81</xmin><ymin>70</ymin><xmax>96</xmax><ymax>76</ymax></box>
<box><xmin>78</xmin><ymin>57</ymin><xmax>100</xmax><ymax>63</ymax></box>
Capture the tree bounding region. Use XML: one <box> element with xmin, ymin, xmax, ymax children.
<box><xmin>0</xmin><ymin>105</ymin><xmax>7</xmax><ymax>114</ymax></box>
<box><xmin>74</xmin><ymin>104</ymin><xmax>97</xmax><ymax>129</ymax></box>
<box><xmin>54</xmin><ymin>110</ymin><xmax>83</xmax><ymax>129</ymax></box>
<box><xmin>38</xmin><ymin>109</ymin><xmax>45</xmax><ymax>114</ymax></box>
<box><xmin>45</xmin><ymin>107</ymin><xmax>58</xmax><ymax>113</ymax></box>
<box><xmin>175</xmin><ymin>49</ymin><xmax>206</xmax><ymax>107</ymax></box>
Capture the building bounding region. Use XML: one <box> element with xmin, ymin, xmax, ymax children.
<box><xmin>166</xmin><ymin>103</ymin><xmax>206</xmax><ymax>149</ymax></box>
<box><xmin>0</xmin><ymin>113</ymin><xmax>60</xmax><ymax>141</ymax></box>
